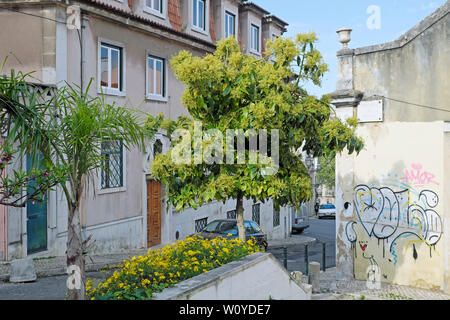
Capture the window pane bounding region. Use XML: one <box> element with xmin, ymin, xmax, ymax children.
<box><xmin>148</xmin><ymin>58</ymin><xmax>154</xmax><ymax>95</ymax></box>
<box><xmin>251</xmin><ymin>25</ymin><xmax>259</xmax><ymax>51</ymax></box>
<box><xmin>225</xmin><ymin>14</ymin><xmax>228</xmax><ymax>38</ymax></box>
<box><xmin>225</xmin><ymin>12</ymin><xmax>235</xmax><ymax>38</ymax></box>
<box><xmin>100</xmin><ymin>46</ymin><xmax>109</xmax><ymax>87</ymax></box>
<box><xmin>231</xmin><ymin>15</ymin><xmax>235</xmax><ymax>36</ymax></box>
<box><xmin>198</xmin><ymin>0</ymin><xmax>204</xmax><ymax>29</ymax></box>
<box><xmin>101</xmin><ymin>140</ymin><xmax>123</xmax><ymax>189</ymax></box>
<box><xmin>146</xmin><ymin>0</ymin><xmax>152</xmax><ymax>7</ymax></box>
<box><xmin>155</xmin><ymin>59</ymin><xmax>162</xmax><ymax>95</ymax></box>
<box><xmin>193</xmin><ymin>0</ymin><xmax>197</xmax><ymax>26</ymax></box>
<box><xmin>110</xmin><ymin>49</ymin><xmax>119</xmax><ymax>89</ymax></box>
<box><xmin>251</xmin><ymin>27</ymin><xmax>255</xmax><ymax>49</ymax></box>
<box><xmin>153</xmin><ymin>0</ymin><xmax>160</xmax><ymax>11</ymax></box>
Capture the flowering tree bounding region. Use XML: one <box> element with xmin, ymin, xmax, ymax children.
<box><xmin>148</xmin><ymin>35</ymin><xmax>364</xmax><ymax>241</ymax></box>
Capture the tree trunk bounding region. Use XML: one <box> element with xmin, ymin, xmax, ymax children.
<box><xmin>236</xmin><ymin>192</ymin><xmax>246</xmax><ymax>242</ymax></box>
<box><xmin>66</xmin><ymin>204</ymin><xmax>85</xmax><ymax>300</ymax></box>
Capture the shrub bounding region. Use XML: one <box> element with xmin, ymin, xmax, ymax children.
<box><xmin>86</xmin><ymin>235</ymin><xmax>261</xmax><ymax>300</ymax></box>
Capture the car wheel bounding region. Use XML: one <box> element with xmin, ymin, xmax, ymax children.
<box><xmin>261</xmin><ymin>242</ymin><xmax>268</xmax><ymax>252</ymax></box>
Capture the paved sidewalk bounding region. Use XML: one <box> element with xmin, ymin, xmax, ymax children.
<box><xmin>0</xmin><ymin>235</ymin><xmax>315</xmax><ymax>282</ymax></box>
<box><xmin>310</xmin><ymin>267</ymin><xmax>450</xmax><ymax>300</ymax></box>
<box><xmin>0</xmin><ymin>244</ymin><xmax>165</xmax><ymax>282</ymax></box>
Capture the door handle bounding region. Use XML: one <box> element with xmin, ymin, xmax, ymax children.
<box><xmin>27</xmin><ymin>215</ymin><xmax>38</xmax><ymax>220</ymax></box>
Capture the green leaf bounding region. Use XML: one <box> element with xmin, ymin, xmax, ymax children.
<box><xmin>223</xmin><ymin>86</ymin><xmax>231</xmax><ymax>96</ymax></box>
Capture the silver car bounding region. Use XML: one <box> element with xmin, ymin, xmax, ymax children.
<box><xmin>291</xmin><ymin>204</ymin><xmax>309</xmax><ymax>233</ymax></box>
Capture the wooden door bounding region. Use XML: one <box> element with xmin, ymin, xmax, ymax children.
<box><xmin>147</xmin><ymin>180</ymin><xmax>161</xmax><ymax>247</ymax></box>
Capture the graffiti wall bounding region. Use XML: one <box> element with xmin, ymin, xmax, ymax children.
<box><xmin>335</xmin><ymin>122</ymin><xmax>447</xmax><ymax>290</ymax></box>
<box><xmin>346</xmin><ymin>164</ymin><xmax>444</xmax><ymax>288</ymax></box>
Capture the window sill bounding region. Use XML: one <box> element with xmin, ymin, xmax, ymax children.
<box><xmin>143</xmin><ymin>7</ymin><xmax>166</xmax><ymax>20</ymax></box>
<box><xmin>249</xmin><ymin>49</ymin><xmax>262</xmax><ymax>57</ymax></box>
<box><xmin>146</xmin><ymin>95</ymin><xmax>168</xmax><ymax>102</ymax></box>
<box><xmin>97</xmin><ymin>186</ymin><xmax>127</xmax><ymax>195</ymax></box>
<box><xmin>192</xmin><ymin>26</ymin><xmax>209</xmax><ymax>36</ymax></box>
<box><xmin>99</xmin><ymin>87</ymin><xmax>126</xmax><ymax>97</ymax></box>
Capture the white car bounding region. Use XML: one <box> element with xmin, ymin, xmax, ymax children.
<box><xmin>318</xmin><ymin>204</ymin><xmax>336</xmax><ymax>219</ymax></box>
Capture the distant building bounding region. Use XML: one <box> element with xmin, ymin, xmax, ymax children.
<box><xmin>0</xmin><ymin>0</ymin><xmax>290</xmax><ymax>261</ymax></box>
<box><xmin>332</xmin><ymin>2</ymin><xmax>449</xmax><ymax>293</ymax></box>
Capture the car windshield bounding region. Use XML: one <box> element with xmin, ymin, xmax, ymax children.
<box><xmin>201</xmin><ymin>221</ymin><xmax>221</xmax><ymax>233</ymax></box>
<box><xmin>320</xmin><ymin>204</ymin><xmax>335</xmax><ymax>209</ymax></box>
<box><xmin>216</xmin><ymin>221</ymin><xmax>238</xmax><ymax>235</ymax></box>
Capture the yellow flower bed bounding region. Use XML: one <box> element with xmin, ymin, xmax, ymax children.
<box><xmin>86</xmin><ymin>235</ymin><xmax>261</xmax><ymax>300</ymax></box>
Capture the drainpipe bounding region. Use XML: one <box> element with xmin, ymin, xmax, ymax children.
<box><xmin>78</xmin><ymin>14</ymin><xmax>88</xmax><ymax>95</ymax></box>
<box><xmin>0</xmin><ymin>152</ymin><xmax>7</xmax><ymax>260</ymax></box>
<box><xmin>78</xmin><ymin>14</ymin><xmax>88</xmax><ymax>239</ymax></box>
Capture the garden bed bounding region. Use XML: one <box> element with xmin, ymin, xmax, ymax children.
<box><xmin>86</xmin><ymin>235</ymin><xmax>261</xmax><ymax>300</ymax></box>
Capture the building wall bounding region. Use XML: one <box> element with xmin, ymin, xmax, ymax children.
<box><xmin>352</xmin><ymin>7</ymin><xmax>449</xmax><ymax>122</ymax></box>
<box><xmin>0</xmin><ymin>8</ymin><xmax>45</xmax><ymax>81</ymax></box>
<box><xmin>338</xmin><ymin>122</ymin><xmax>445</xmax><ymax>290</ymax></box>
<box><xmin>0</xmin><ymin>0</ymin><xmax>290</xmax><ymax>259</ymax></box>
<box><xmin>334</xmin><ymin>2</ymin><xmax>449</xmax><ymax>292</ymax></box>
<box><xmin>153</xmin><ymin>253</ymin><xmax>311</xmax><ymax>300</ymax></box>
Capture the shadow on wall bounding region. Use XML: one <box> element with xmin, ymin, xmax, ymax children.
<box><xmin>345</xmin><ymin>160</ymin><xmax>444</xmax><ymax>290</ymax></box>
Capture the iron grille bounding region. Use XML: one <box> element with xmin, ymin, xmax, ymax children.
<box><xmin>273</xmin><ymin>206</ymin><xmax>280</xmax><ymax>227</ymax></box>
<box><xmin>195</xmin><ymin>217</ymin><xmax>208</xmax><ymax>233</ymax></box>
<box><xmin>227</xmin><ymin>210</ymin><xmax>236</xmax><ymax>219</ymax></box>
<box><xmin>252</xmin><ymin>204</ymin><xmax>260</xmax><ymax>225</ymax></box>
<box><xmin>101</xmin><ymin>140</ymin><xmax>123</xmax><ymax>189</ymax></box>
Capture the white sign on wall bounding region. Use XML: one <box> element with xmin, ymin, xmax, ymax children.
<box><xmin>357</xmin><ymin>100</ymin><xmax>383</xmax><ymax>123</ymax></box>
<box><xmin>66</xmin><ymin>5</ymin><xmax>81</xmax><ymax>30</ymax></box>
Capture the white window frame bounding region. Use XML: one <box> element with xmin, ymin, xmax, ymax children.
<box><xmin>224</xmin><ymin>11</ymin><xmax>235</xmax><ymax>39</ymax></box>
<box><xmin>192</xmin><ymin>0</ymin><xmax>206</xmax><ymax>32</ymax></box>
<box><xmin>146</xmin><ymin>54</ymin><xmax>168</xmax><ymax>102</ymax></box>
<box><xmin>250</xmin><ymin>24</ymin><xmax>260</xmax><ymax>53</ymax></box>
<box><xmin>97</xmin><ymin>140</ymin><xmax>127</xmax><ymax>195</ymax></box>
<box><xmin>97</xmin><ymin>38</ymin><xmax>126</xmax><ymax>97</ymax></box>
<box><xmin>144</xmin><ymin>0</ymin><xmax>165</xmax><ymax>19</ymax></box>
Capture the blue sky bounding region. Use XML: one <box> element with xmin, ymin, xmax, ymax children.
<box><xmin>255</xmin><ymin>0</ymin><xmax>447</xmax><ymax>97</ymax></box>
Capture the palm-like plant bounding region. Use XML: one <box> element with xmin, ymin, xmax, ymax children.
<box><xmin>1</xmin><ymin>61</ymin><xmax>152</xmax><ymax>299</ymax></box>
<box><xmin>53</xmin><ymin>81</ymin><xmax>148</xmax><ymax>299</ymax></box>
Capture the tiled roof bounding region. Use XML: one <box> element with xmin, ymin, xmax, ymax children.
<box><xmin>240</xmin><ymin>1</ymin><xmax>269</xmax><ymax>17</ymax></box>
<box><xmin>80</xmin><ymin>0</ymin><xmax>216</xmax><ymax>49</ymax></box>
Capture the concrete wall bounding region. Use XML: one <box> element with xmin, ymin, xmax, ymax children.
<box><xmin>239</xmin><ymin>10</ymin><xmax>263</xmax><ymax>58</ymax></box>
<box><xmin>333</xmin><ymin>3</ymin><xmax>449</xmax><ymax>292</ymax></box>
<box><xmin>352</xmin><ymin>5</ymin><xmax>449</xmax><ymax>122</ymax></box>
<box><xmin>337</xmin><ymin>122</ymin><xmax>446</xmax><ymax>290</ymax></box>
<box><xmin>212</xmin><ymin>0</ymin><xmax>239</xmax><ymax>42</ymax></box>
<box><xmin>443</xmin><ymin>128</ymin><xmax>450</xmax><ymax>293</ymax></box>
<box><xmin>153</xmin><ymin>252</ymin><xmax>311</xmax><ymax>300</ymax></box>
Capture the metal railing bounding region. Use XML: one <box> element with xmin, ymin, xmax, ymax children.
<box><xmin>277</xmin><ymin>240</ymin><xmax>334</xmax><ymax>275</ymax></box>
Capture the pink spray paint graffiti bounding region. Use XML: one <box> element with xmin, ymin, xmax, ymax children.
<box><xmin>400</xmin><ymin>164</ymin><xmax>439</xmax><ymax>187</ymax></box>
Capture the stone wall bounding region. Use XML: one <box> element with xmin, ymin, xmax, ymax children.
<box><xmin>153</xmin><ymin>252</ymin><xmax>311</xmax><ymax>300</ymax></box>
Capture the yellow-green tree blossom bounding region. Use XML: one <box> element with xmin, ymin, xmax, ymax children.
<box><xmin>147</xmin><ymin>35</ymin><xmax>363</xmax><ymax>241</ymax></box>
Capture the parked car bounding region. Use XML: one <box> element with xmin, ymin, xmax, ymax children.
<box><xmin>195</xmin><ymin>219</ymin><xmax>268</xmax><ymax>251</ymax></box>
<box><xmin>318</xmin><ymin>204</ymin><xmax>336</xmax><ymax>219</ymax></box>
<box><xmin>291</xmin><ymin>204</ymin><xmax>309</xmax><ymax>234</ymax></box>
